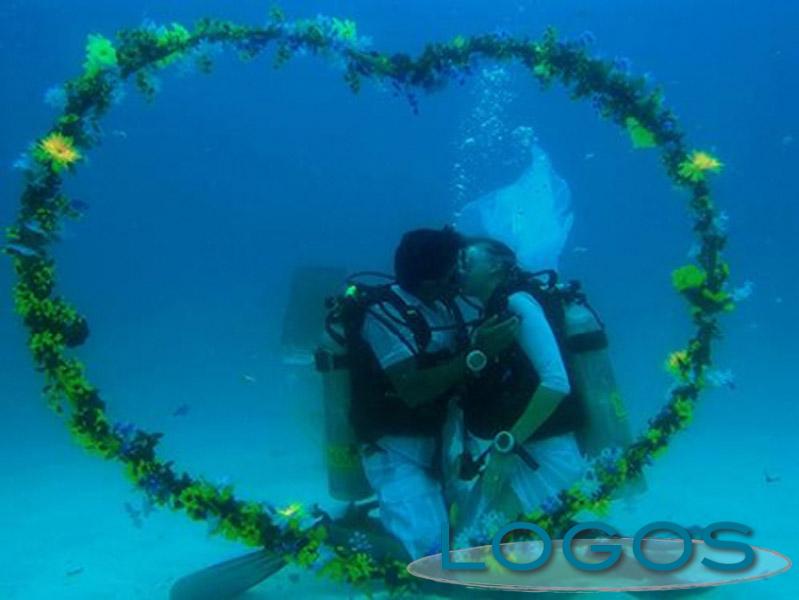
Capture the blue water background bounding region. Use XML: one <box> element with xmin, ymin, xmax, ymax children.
<box><xmin>1</xmin><ymin>1</ymin><xmax>797</xmax><ymax>597</ymax></box>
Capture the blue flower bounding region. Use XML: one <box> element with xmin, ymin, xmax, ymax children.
<box><xmin>579</xmin><ymin>473</ymin><xmax>601</xmax><ymax>497</ymax></box>
<box><xmin>595</xmin><ymin>446</ymin><xmax>623</xmax><ymax>473</ymax></box>
<box><xmin>613</xmin><ymin>56</ymin><xmax>631</xmax><ymax>73</ymax></box>
<box><xmin>44</xmin><ymin>86</ymin><xmax>67</xmax><ymax>109</ymax></box>
<box><xmin>477</xmin><ymin>510</ymin><xmax>509</xmax><ymax>540</ymax></box>
<box><xmin>311</xmin><ymin>545</ymin><xmax>336</xmax><ymax>572</ymax></box>
<box><xmin>139</xmin><ymin>474</ymin><xmax>169</xmax><ymax>503</ymax></box>
<box><xmin>206</xmin><ymin>514</ymin><xmax>221</xmax><ymax>535</ymax></box>
<box><xmin>541</xmin><ymin>495</ymin><xmax>562</xmax><ymax>516</ymax></box>
<box><xmin>113</xmin><ymin>421</ymin><xmax>139</xmax><ymax>456</ymax></box>
<box><xmin>113</xmin><ymin>421</ymin><xmax>135</xmax><ymax>437</ymax></box>
<box><xmin>22</xmin><ymin>221</ymin><xmax>48</xmax><ymax>237</ymax></box>
<box><xmin>453</xmin><ymin>529</ymin><xmax>474</xmax><ymax>550</ymax></box>
<box><xmin>348</xmin><ymin>530</ymin><xmax>373</xmax><ymax>553</ymax></box>
<box><xmin>576</xmin><ymin>31</ymin><xmax>597</xmax><ymax>47</ymax></box>
<box><xmin>3</xmin><ymin>243</ymin><xmax>40</xmax><ymax>258</ymax></box>
<box><xmin>12</xmin><ymin>153</ymin><xmax>32</xmax><ymax>171</ymax></box>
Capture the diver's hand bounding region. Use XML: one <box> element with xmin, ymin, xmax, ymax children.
<box><xmin>472</xmin><ymin>315</ymin><xmax>519</xmax><ymax>359</ymax></box>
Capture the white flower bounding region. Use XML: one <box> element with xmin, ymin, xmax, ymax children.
<box><xmin>731</xmin><ymin>280</ymin><xmax>754</xmax><ymax>302</ymax></box>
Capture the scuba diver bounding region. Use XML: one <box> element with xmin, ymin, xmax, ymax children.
<box><xmin>445</xmin><ymin>237</ymin><xmax>590</xmax><ymax>540</ymax></box>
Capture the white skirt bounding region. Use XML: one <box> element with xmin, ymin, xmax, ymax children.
<box><xmin>443</xmin><ymin>403</ymin><xmax>589</xmax><ymax>545</ymax></box>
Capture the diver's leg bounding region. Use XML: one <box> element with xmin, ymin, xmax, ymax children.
<box><xmin>361</xmin><ymin>444</ymin><xmax>449</xmax><ymax>560</ymax></box>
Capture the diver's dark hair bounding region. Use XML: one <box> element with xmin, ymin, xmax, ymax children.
<box><xmin>394</xmin><ymin>226</ymin><xmax>463</xmax><ymax>293</ymax></box>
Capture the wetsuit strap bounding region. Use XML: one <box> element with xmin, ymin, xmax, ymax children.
<box><xmin>459</xmin><ymin>437</ymin><xmax>540</xmax><ymax>481</ymax></box>
<box><xmin>513</xmin><ymin>443</ymin><xmax>540</xmax><ymax>471</ymax></box>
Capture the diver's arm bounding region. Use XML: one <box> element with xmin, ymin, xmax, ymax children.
<box><xmin>360</xmin><ymin>309</ymin><xmax>469</xmax><ymax>408</ymax></box>
<box><xmin>384</xmin><ymin>352</ymin><xmax>469</xmax><ymax>409</ymax></box>
<box><xmin>385</xmin><ymin>314</ymin><xmax>520</xmax><ymax>409</ymax></box>
<box><xmin>504</xmin><ymin>292</ymin><xmax>571</xmax><ymax>444</ymax></box>
<box><xmin>508</xmin><ymin>385</ymin><xmax>567</xmax><ymax>444</ymax></box>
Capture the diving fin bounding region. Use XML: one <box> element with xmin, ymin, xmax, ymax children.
<box><xmin>169</xmin><ymin>549</ymin><xmax>286</xmax><ymax>600</ymax></box>
<box><xmin>169</xmin><ymin>504</ymin><xmax>406</xmax><ymax>600</ymax></box>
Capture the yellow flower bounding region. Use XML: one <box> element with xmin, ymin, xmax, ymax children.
<box><xmin>277</xmin><ymin>502</ymin><xmax>303</xmax><ymax>517</ymax></box>
<box><xmin>678</xmin><ymin>150</ymin><xmax>724</xmax><ymax>182</ymax></box>
<box><xmin>666</xmin><ymin>350</ymin><xmax>691</xmax><ymax>377</ymax></box>
<box><xmin>38</xmin><ymin>133</ymin><xmax>81</xmax><ymax>171</ymax></box>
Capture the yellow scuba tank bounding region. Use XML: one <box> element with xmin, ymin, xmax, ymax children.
<box><xmin>280</xmin><ymin>267</ymin><xmax>371</xmax><ymax>501</ymax></box>
<box><xmin>316</xmin><ymin>297</ymin><xmax>373</xmax><ymax>503</ymax></box>
<box><xmin>561</xmin><ymin>289</ymin><xmax>647</xmax><ymax>496</ymax></box>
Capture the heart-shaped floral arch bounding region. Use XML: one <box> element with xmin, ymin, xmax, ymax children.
<box><xmin>6</xmin><ymin>8</ymin><xmax>733</xmax><ymax>592</ymax></box>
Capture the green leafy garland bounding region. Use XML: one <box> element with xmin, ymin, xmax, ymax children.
<box><xmin>5</xmin><ymin>8</ymin><xmax>733</xmax><ymax>594</ymax></box>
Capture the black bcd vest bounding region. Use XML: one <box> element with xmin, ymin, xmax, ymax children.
<box><xmin>318</xmin><ymin>282</ymin><xmax>469</xmax><ymax>443</ymax></box>
<box><xmin>461</xmin><ymin>271</ymin><xmax>587</xmax><ymax>441</ymax></box>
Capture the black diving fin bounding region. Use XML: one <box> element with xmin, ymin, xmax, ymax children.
<box><xmin>169</xmin><ymin>549</ymin><xmax>287</xmax><ymax>600</ymax></box>
<box><xmin>169</xmin><ymin>501</ymin><xmax>406</xmax><ymax>600</ymax></box>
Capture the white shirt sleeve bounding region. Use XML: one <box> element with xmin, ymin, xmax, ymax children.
<box><xmin>360</xmin><ymin>305</ymin><xmax>417</xmax><ymax>369</ymax></box>
<box><xmin>507</xmin><ymin>291</ymin><xmax>571</xmax><ymax>395</ymax></box>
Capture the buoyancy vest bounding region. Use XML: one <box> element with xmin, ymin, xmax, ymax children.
<box><xmin>460</xmin><ymin>270</ymin><xmax>588</xmax><ymax>441</ymax></box>
<box><xmin>317</xmin><ymin>279</ymin><xmax>470</xmax><ymax>443</ymax></box>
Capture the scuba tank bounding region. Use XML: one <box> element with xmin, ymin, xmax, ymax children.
<box><xmin>562</xmin><ymin>294</ymin><xmax>630</xmax><ymax>457</ymax></box>
<box><xmin>316</xmin><ymin>317</ymin><xmax>373</xmax><ymax>502</ymax></box>
<box><xmin>558</xmin><ymin>280</ymin><xmax>647</xmax><ymax>497</ymax></box>
<box><xmin>509</xmin><ymin>271</ymin><xmax>646</xmax><ymax>497</ymax></box>
<box><xmin>315</xmin><ymin>273</ymin><xmax>457</xmax><ymax>502</ymax></box>
<box><xmin>315</xmin><ymin>275</ymin><xmax>405</xmax><ymax>503</ymax></box>
<box><xmin>279</xmin><ymin>267</ymin><xmax>372</xmax><ymax>502</ymax></box>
